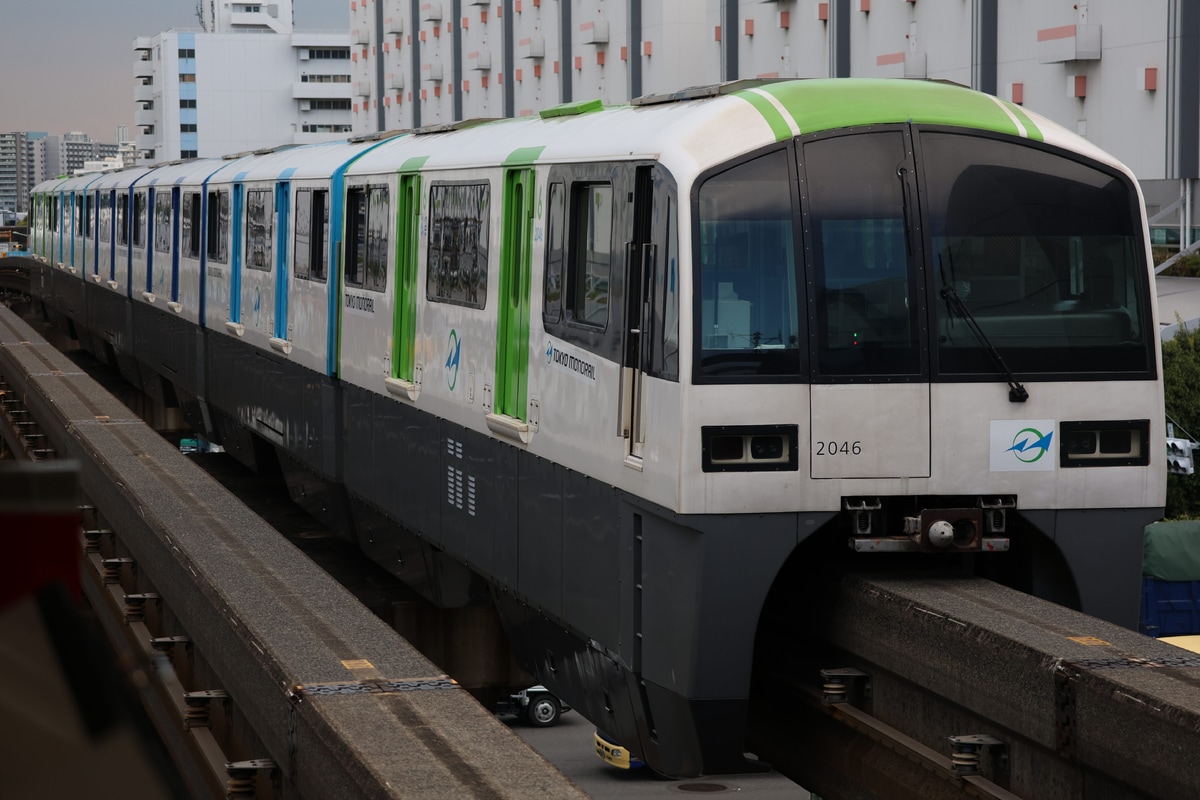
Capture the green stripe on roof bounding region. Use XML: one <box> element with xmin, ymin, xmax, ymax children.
<box><xmin>737</xmin><ymin>79</ymin><xmax>1037</xmax><ymax>139</ymax></box>
<box><xmin>504</xmin><ymin>145</ymin><xmax>546</xmax><ymax>166</ymax></box>
<box><xmin>1004</xmin><ymin>102</ymin><xmax>1043</xmax><ymax>141</ymax></box>
<box><xmin>735</xmin><ymin>89</ymin><xmax>795</xmax><ymax>142</ymax></box>
<box><xmin>400</xmin><ymin>155</ymin><xmax>430</xmax><ymax>171</ymax></box>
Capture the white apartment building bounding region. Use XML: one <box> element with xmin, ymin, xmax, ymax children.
<box><xmin>0</xmin><ymin>132</ymin><xmax>49</xmax><ymax>215</ymax></box>
<box><xmin>134</xmin><ymin>0</ymin><xmax>352</xmax><ymax>162</ymax></box>
<box><xmin>348</xmin><ymin>0</ymin><xmax>1199</xmax><ymax>233</ymax></box>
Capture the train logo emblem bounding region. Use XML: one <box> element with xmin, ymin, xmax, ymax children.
<box><xmin>990</xmin><ymin>420</ymin><xmax>1056</xmax><ymax>472</ymax></box>
<box><xmin>1006</xmin><ymin>428</ymin><xmax>1053</xmax><ymax>463</ymax></box>
<box><xmin>445</xmin><ymin>329</ymin><xmax>461</xmax><ymax>391</ymax></box>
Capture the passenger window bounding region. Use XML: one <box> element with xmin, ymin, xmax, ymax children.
<box><xmin>245</xmin><ymin>189</ymin><xmax>273</xmax><ymax>272</ymax></box>
<box><xmin>696</xmin><ymin>149</ymin><xmax>801</xmax><ymax>378</ymax></box>
<box><xmin>133</xmin><ymin>191</ymin><xmax>147</xmax><ymax>249</ymax></box>
<box><xmin>294</xmin><ymin>189</ymin><xmax>328</xmax><ymax>283</ymax></box>
<box><xmin>75</xmin><ymin>194</ymin><xmax>87</xmax><ymax>238</ymax></box>
<box><xmin>802</xmin><ymin>131</ymin><xmax>919</xmax><ymax>377</ymax></box>
<box><xmin>207</xmin><ymin>190</ymin><xmax>230</xmax><ymax>264</ymax></box>
<box><xmin>427</xmin><ymin>181</ymin><xmax>489</xmax><ymax>308</ymax></box>
<box><xmin>542</xmin><ymin>181</ymin><xmax>564</xmax><ymax>323</ymax></box>
<box><xmin>346</xmin><ymin>185</ymin><xmax>389</xmax><ymax>291</ymax></box>
<box><xmin>661</xmin><ymin>197</ymin><xmax>679</xmax><ymax>378</ymax></box>
<box><xmin>116</xmin><ymin>194</ymin><xmax>128</xmax><ymax>246</ymax></box>
<box><xmin>154</xmin><ymin>192</ymin><xmax>172</xmax><ymax>254</ymax></box>
<box><xmin>183</xmin><ymin>192</ymin><xmax>201</xmax><ymax>258</ymax></box>
<box><xmin>566</xmin><ymin>183</ymin><xmax>613</xmax><ymax>329</ymax></box>
<box><xmin>99</xmin><ymin>193</ymin><xmax>111</xmax><ymax>244</ymax></box>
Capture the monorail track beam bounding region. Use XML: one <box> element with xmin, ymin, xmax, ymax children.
<box><xmin>750</xmin><ymin>572</ymin><xmax>1200</xmax><ymax>799</ymax></box>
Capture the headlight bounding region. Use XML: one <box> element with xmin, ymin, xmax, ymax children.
<box><xmin>1059</xmin><ymin>420</ymin><xmax>1149</xmax><ymax>467</ymax></box>
<box><xmin>701</xmin><ymin>425</ymin><xmax>798</xmax><ymax>472</ymax></box>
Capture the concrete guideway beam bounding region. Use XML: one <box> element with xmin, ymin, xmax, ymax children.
<box><xmin>804</xmin><ymin>573</ymin><xmax>1200</xmax><ymax>799</ymax></box>
<box><xmin>0</xmin><ymin>304</ymin><xmax>588</xmax><ymax>800</ymax></box>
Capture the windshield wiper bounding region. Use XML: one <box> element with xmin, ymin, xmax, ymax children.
<box><xmin>938</xmin><ymin>256</ymin><xmax>1029</xmax><ymax>403</ymax></box>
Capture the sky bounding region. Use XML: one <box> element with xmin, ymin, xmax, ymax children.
<box><xmin>0</xmin><ymin>0</ymin><xmax>348</xmax><ymax>142</ymax></box>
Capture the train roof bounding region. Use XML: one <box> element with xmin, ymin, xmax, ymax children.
<box><xmin>211</xmin><ymin>138</ymin><xmax>394</xmax><ymax>183</ymax></box>
<box><xmin>29</xmin><ymin>79</ymin><xmax>1129</xmax><ymax>196</ymax></box>
<box><xmin>340</xmin><ymin>78</ymin><xmax>1124</xmax><ymax>183</ymax></box>
<box><xmin>87</xmin><ymin>165</ymin><xmax>159</xmax><ymax>191</ymax></box>
<box><xmin>142</xmin><ymin>157</ymin><xmax>232</xmax><ymax>187</ymax></box>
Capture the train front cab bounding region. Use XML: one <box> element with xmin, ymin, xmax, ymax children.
<box><xmin>690</xmin><ymin>118</ymin><xmax>1162</xmax><ymax>618</ymax></box>
<box><xmin>589</xmin><ymin>109</ymin><xmax>1163</xmax><ymax>779</ymax></box>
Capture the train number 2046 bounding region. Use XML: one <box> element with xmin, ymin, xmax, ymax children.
<box><xmin>814</xmin><ymin>440</ymin><xmax>862</xmax><ymax>456</ymax></box>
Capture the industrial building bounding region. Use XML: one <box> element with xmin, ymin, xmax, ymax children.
<box><xmin>347</xmin><ymin>0</ymin><xmax>1198</xmax><ymax>237</ymax></box>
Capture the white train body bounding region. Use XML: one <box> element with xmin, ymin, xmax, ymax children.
<box><xmin>27</xmin><ymin>79</ymin><xmax>1165</xmax><ymax>777</ymax></box>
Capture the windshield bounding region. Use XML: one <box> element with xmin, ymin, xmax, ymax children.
<box><xmin>696</xmin><ymin>149</ymin><xmax>802</xmax><ymax>378</ymax></box>
<box><xmin>692</xmin><ymin>129</ymin><xmax>1153</xmax><ymax>384</ymax></box>
<box><xmin>921</xmin><ymin>132</ymin><xmax>1150</xmax><ymax>375</ymax></box>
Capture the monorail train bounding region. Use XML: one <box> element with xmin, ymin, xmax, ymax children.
<box><xmin>27</xmin><ymin>78</ymin><xmax>1166</xmax><ymax>777</ymax></box>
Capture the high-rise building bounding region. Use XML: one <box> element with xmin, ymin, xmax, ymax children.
<box><xmin>37</xmin><ymin>133</ymin><xmax>120</xmax><ymax>179</ymax></box>
<box><xmin>0</xmin><ymin>132</ymin><xmax>47</xmax><ymax>215</ymax></box>
<box><xmin>134</xmin><ymin>0</ymin><xmax>351</xmax><ymax>162</ymax></box>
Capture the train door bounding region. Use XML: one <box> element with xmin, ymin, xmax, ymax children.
<box><xmin>338</xmin><ymin>180</ymin><xmax>393</xmax><ymax>386</ymax></box>
<box><xmin>229</xmin><ymin>184</ymin><xmax>245</xmax><ymax>327</ymax></box>
<box><xmin>622</xmin><ymin>165</ymin><xmax>662</xmax><ymax>465</ymax></box>
<box><xmin>114</xmin><ymin>191</ymin><xmax>129</xmax><ymax>287</ymax></box>
<box><xmin>54</xmin><ymin>192</ymin><xmax>63</xmax><ymax>264</ymax></box>
<box><xmin>81</xmin><ymin>189</ymin><xmax>90</xmax><ymax>274</ymax></box>
<box><xmin>93</xmin><ymin>190</ymin><xmax>102</xmax><ymax>275</ymax></box>
<box><xmin>799</xmin><ymin>129</ymin><xmax>931</xmax><ymax>479</ymax></box>
<box><xmin>68</xmin><ymin>193</ymin><xmax>76</xmax><ymax>267</ymax></box>
<box><xmin>170</xmin><ymin>187</ymin><xmax>181</xmax><ymax>304</ymax></box>
<box><xmin>493</xmin><ymin>168</ymin><xmax>535</xmax><ymax>427</ymax></box>
<box><xmin>102</xmin><ymin>190</ymin><xmax>115</xmax><ymax>281</ymax></box>
<box><xmin>273</xmin><ymin>181</ymin><xmax>290</xmax><ymax>347</ymax></box>
<box><xmin>145</xmin><ymin>187</ymin><xmax>157</xmax><ymax>296</ymax></box>
<box><xmin>388</xmin><ymin>173</ymin><xmax>421</xmax><ymax>397</ymax></box>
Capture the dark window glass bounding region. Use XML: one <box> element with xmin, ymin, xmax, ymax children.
<box><xmin>183</xmin><ymin>192</ymin><xmax>201</xmax><ymax>257</ymax></box>
<box><xmin>154</xmin><ymin>192</ymin><xmax>172</xmax><ymax>253</ymax></box>
<box><xmin>294</xmin><ymin>188</ymin><xmax>329</xmax><ymax>283</ymax></box>
<box><xmin>116</xmin><ymin>193</ymin><xmax>128</xmax><ymax>246</ymax></box>
<box><xmin>295</xmin><ymin>189</ymin><xmax>311</xmax><ymax>280</ymax></box>
<box><xmin>696</xmin><ymin>149</ymin><xmax>801</xmax><ymax>377</ymax></box>
<box><xmin>662</xmin><ymin>197</ymin><xmax>680</xmax><ymax>377</ymax></box>
<box><xmin>99</xmin><ymin>192</ymin><xmax>112</xmax><ymax>244</ymax></box>
<box><xmin>245</xmin><ymin>189</ymin><xmax>273</xmax><ymax>271</ymax></box>
<box><xmin>922</xmin><ymin>132</ymin><xmax>1149</xmax><ymax>375</ymax></box>
<box><xmin>133</xmin><ymin>191</ymin><xmax>147</xmax><ymax>248</ymax></box>
<box><xmin>803</xmin><ymin>132</ymin><xmax>919</xmax><ymax>376</ymax></box>
<box><xmin>427</xmin><ymin>182</ymin><xmax>489</xmax><ymax>308</ymax></box>
<box><xmin>76</xmin><ymin>194</ymin><xmax>89</xmax><ymax>238</ymax></box>
<box><xmin>542</xmin><ymin>181</ymin><xmax>564</xmax><ymax>323</ymax></box>
<box><xmin>206</xmin><ymin>190</ymin><xmax>229</xmax><ymax>263</ymax></box>
<box><xmin>567</xmin><ymin>183</ymin><xmax>613</xmax><ymax>328</ymax></box>
<box><xmin>345</xmin><ymin>186</ymin><xmax>389</xmax><ymax>291</ymax></box>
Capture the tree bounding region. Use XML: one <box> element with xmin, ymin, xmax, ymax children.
<box><xmin>1161</xmin><ymin>319</ymin><xmax>1200</xmax><ymax>517</ymax></box>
